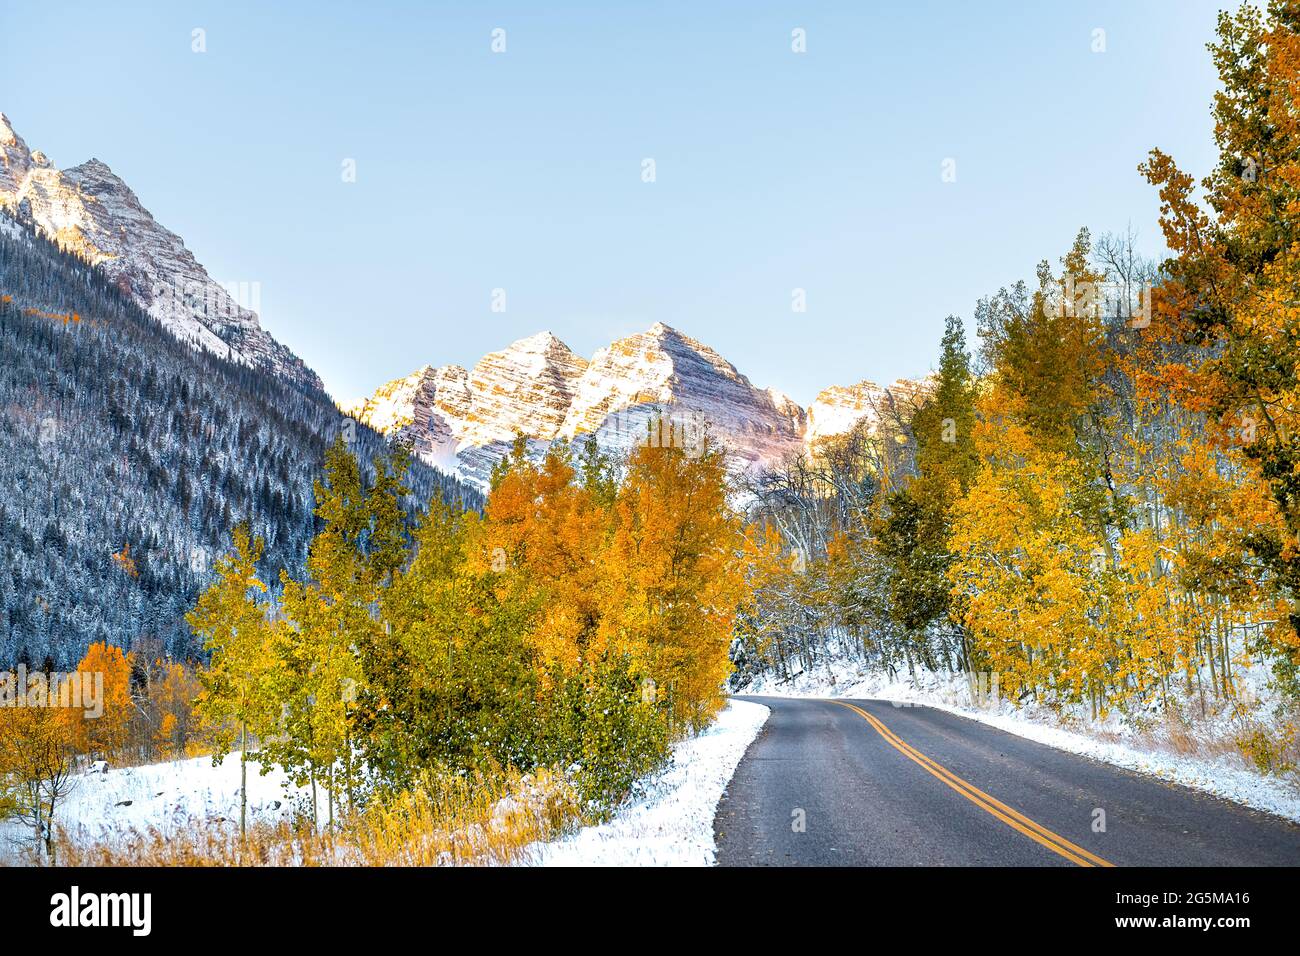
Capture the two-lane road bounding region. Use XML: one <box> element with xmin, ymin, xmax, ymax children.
<box><xmin>714</xmin><ymin>696</ymin><xmax>1300</xmax><ymax>866</ymax></box>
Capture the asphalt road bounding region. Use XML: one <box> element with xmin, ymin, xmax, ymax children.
<box><xmin>713</xmin><ymin>696</ymin><xmax>1300</xmax><ymax>866</ymax></box>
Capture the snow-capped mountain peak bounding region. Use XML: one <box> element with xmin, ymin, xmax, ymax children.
<box><xmin>0</xmin><ymin>112</ymin><xmax>53</xmax><ymax>195</ymax></box>
<box><xmin>556</xmin><ymin>323</ymin><xmax>806</xmax><ymax>474</ymax></box>
<box><xmin>351</xmin><ymin>324</ymin><xmax>921</xmax><ymax>491</ymax></box>
<box><xmin>0</xmin><ymin>113</ymin><xmax>321</xmax><ymax>391</ymax></box>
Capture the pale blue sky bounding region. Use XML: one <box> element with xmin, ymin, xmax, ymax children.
<box><xmin>1</xmin><ymin>1</ymin><xmax>1226</xmax><ymax>405</ymax></box>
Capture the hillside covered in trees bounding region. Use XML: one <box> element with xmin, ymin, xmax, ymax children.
<box><xmin>0</xmin><ymin>214</ymin><xmax>481</xmax><ymax>668</ymax></box>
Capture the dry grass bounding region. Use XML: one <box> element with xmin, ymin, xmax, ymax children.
<box><xmin>50</xmin><ymin>766</ymin><xmax>582</xmax><ymax>867</ymax></box>
<box><xmin>1088</xmin><ymin>693</ymin><xmax>1300</xmax><ymax>778</ymax></box>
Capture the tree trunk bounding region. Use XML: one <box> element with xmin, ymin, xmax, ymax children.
<box><xmin>239</xmin><ymin>721</ymin><xmax>248</xmax><ymax>842</ymax></box>
<box><xmin>46</xmin><ymin>790</ymin><xmax>57</xmax><ymax>864</ymax></box>
<box><xmin>345</xmin><ymin>722</ymin><xmax>353</xmax><ymax>816</ymax></box>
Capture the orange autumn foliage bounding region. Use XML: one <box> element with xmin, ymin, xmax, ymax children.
<box><xmin>66</xmin><ymin>641</ymin><xmax>135</xmax><ymax>758</ymax></box>
<box><xmin>481</xmin><ymin>430</ymin><xmax>746</xmax><ymax>730</ymax></box>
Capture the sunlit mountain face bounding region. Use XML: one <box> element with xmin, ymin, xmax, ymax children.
<box><xmin>349</xmin><ymin>321</ymin><xmax>922</xmax><ymax>490</ymax></box>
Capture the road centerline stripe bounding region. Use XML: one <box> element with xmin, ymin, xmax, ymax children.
<box><xmin>832</xmin><ymin>700</ymin><xmax>1115</xmax><ymax>868</ymax></box>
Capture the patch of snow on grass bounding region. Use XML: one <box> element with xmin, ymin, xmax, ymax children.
<box><xmin>528</xmin><ymin>699</ymin><xmax>770</xmax><ymax>866</ymax></box>
<box><xmin>1</xmin><ymin>753</ymin><xmax>314</xmax><ymax>864</ymax></box>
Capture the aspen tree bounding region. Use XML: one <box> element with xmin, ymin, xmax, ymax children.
<box><xmin>189</xmin><ymin>525</ymin><xmax>279</xmax><ymax>841</ymax></box>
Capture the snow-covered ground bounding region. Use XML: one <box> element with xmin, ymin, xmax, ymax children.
<box><xmin>741</xmin><ymin>660</ymin><xmax>1300</xmax><ymax>823</ymax></box>
<box><xmin>527</xmin><ymin>699</ymin><xmax>770</xmax><ymax>866</ymax></box>
<box><xmin>0</xmin><ymin>753</ymin><xmax>314</xmax><ymax>864</ymax></box>
<box><xmin>2</xmin><ymin>702</ymin><xmax>772</xmax><ymax>866</ymax></box>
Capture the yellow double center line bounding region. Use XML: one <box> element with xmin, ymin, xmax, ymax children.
<box><xmin>833</xmin><ymin>700</ymin><xmax>1114</xmax><ymax>868</ymax></box>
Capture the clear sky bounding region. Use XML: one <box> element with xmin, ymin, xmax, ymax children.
<box><xmin>0</xmin><ymin>0</ymin><xmax>1228</xmax><ymax>405</ymax></box>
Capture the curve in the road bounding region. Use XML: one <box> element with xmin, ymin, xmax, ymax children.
<box><xmin>833</xmin><ymin>700</ymin><xmax>1113</xmax><ymax>866</ymax></box>
<box><xmin>714</xmin><ymin>696</ymin><xmax>1300</xmax><ymax>867</ymax></box>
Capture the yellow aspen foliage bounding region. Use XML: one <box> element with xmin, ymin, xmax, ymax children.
<box><xmin>480</xmin><ymin>431</ymin><xmax>746</xmax><ymax>731</ymax></box>
<box><xmin>950</xmin><ymin>402</ymin><xmax>1120</xmax><ymax>710</ymax></box>
<box><xmin>599</xmin><ymin>434</ymin><xmax>746</xmax><ymax>730</ymax></box>
<box><xmin>1139</xmin><ymin>4</ymin><xmax>1300</xmax><ymax>685</ymax></box>
<box><xmin>111</xmin><ymin>542</ymin><xmax>139</xmax><ymax>579</ymax></box>
<box><xmin>149</xmin><ymin>660</ymin><xmax>202</xmax><ymax>758</ymax></box>
<box><xmin>734</xmin><ymin>522</ymin><xmax>798</xmax><ymax>675</ymax></box>
<box><xmin>0</xmin><ymin>702</ymin><xmax>78</xmax><ymax>860</ymax></box>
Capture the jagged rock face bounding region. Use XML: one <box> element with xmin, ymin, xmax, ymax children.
<box><xmin>807</xmin><ymin>377</ymin><xmax>927</xmax><ymax>450</ymax></box>
<box><xmin>355</xmin><ymin>323</ymin><xmax>814</xmax><ymax>491</ymax></box>
<box><xmin>345</xmin><ymin>364</ymin><xmax>469</xmax><ymax>473</ymax></box>
<box><xmin>463</xmin><ymin>332</ymin><xmax>589</xmax><ymax>446</ymax></box>
<box><xmin>558</xmin><ymin>323</ymin><xmax>807</xmax><ymax>475</ymax></box>
<box><xmin>349</xmin><ymin>332</ymin><xmax>589</xmax><ymax>487</ymax></box>
<box><xmin>0</xmin><ymin>113</ymin><xmax>321</xmax><ymax>392</ymax></box>
<box><xmin>0</xmin><ymin>115</ymin><xmax>51</xmax><ymax>195</ymax></box>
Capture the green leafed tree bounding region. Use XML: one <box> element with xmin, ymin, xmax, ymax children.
<box><xmin>189</xmin><ymin>524</ymin><xmax>281</xmax><ymax>840</ymax></box>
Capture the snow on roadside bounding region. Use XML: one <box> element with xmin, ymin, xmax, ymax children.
<box><xmin>527</xmin><ymin>699</ymin><xmax>770</xmax><ymax>866</ymax></box>
<box><xmin>742</xmin><ymin>661</ymin><xmax>1300</xmax><ymax>824</ymax></box>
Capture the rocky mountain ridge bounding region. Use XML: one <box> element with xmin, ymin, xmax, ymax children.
<box><xmin>0</xmin><ymin>113</ymin><xmax>321</xmax><ymax>391</ymax></box>
<box><xmin>349</xmin><ymin>323</ymin><xmax>924</xmax><ymax>489</ymax></box>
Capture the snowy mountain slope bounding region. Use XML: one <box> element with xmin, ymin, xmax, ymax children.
<box><xmin>352</xmin><ymin>322</ymin><xmax>921</xmax><ymax>490</ymax></box>
<box><xmin>0</xmin><ymin>216</ymin><xmax>480</xmax><ymax>668</ymax></box>
<box><xmin>557</xmin><ymin>322</ymin><xmax>808</xmax><ymax>473</ymax></box>
<box><xmin>347</xmin><ymin>332</ymin><xmax>591</xmax><ymax>486</ymax></box>
<box><xmin>0</xmin><ymin>112</ymin><xmax>320</xmax><ymax>391</ymax></box>
<box><xmin>345</xmin><ymin>364</ymin><xmax>468</xmax><ymax>473</ymax></box>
